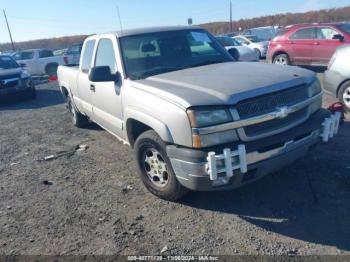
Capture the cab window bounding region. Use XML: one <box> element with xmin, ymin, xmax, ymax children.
<box><xmin>39</xmin><ymin>50</ymin><xmax>54</xmax><ymax>58</ymax></box>
<box><xmin>13</xmin><ymin>51</ymin><xmax>34</xmax><ymax>61</ymax></box>
<box><xmin>95</xmin><ymin>39</ymin><xmax>117</xmax><ymax>73</ymax></box>
<box><xmin>316</xmin><ymin>27</ymin><xmax>340</xmax><ymax>40</ymax></box>
<box><xmin>290</xmin><ymin>28</ymin><xmax>316</xmax><ymax>40</ymax></box>
<box><xmin>81</xmin><ymin>40</ymin><xmax>96</xmax><ymax>73</ymax></box>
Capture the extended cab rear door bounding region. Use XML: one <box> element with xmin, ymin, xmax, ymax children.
<box><xmin>89</xmin><ymin>37</ymin><xmax>124</xmax><ymax>137</ymax></box>
<box><xmin>75</xmin><ymin>39</ymin><xmax>96</xmax><ymax>117</ymax></box>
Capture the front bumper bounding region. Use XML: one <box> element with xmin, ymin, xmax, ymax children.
<box><xmin>167</xmin><ymin>110</ymin><xmax>341</xmax><ymax>191</ymax></box>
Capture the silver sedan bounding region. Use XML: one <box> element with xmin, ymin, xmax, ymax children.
<box><xmin>216</xmin><ymin>36</ymin><xmax>259</xmax><ymax>62</ymax></box>
<box><xmin>324</xmin><ymin>45</ymin><xmax>350</xmax><ymax>110</ymax></box>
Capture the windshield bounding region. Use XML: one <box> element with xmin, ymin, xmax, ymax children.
<box><xmin>119</xmin><ymin>29</ymin><xmax>233</xmax><ymax>80</ymax></box>
<box><xmin>216</xmin><ymin>37</ymin><xmax>241</xmax><ymax>47</ymax></box>
<box><xmin>0</xmin><ymin>56</ymin><xmax>19</xmax><ymax>70</ymax></box>
<box><xmin>337</xmin><ymin>24</ymin><xmax>350</xmax><ymax>34</ymax></box>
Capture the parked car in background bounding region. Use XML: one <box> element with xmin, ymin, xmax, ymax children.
<box><xmin>0</xmin><ymin>55</ymin><xmax>35</xmax><ymax>104</ymax></box>
<box><xmin>66</xmin><ymin>43</ymin><xmax>83</xmax><ymax>65</ymax></box>
<box><xmin>233</xmin><ymin>35</ymin><xmax>268</xmax><ymax>58</ymax></box>
<box><xmin>267</xmin><ymin>23</ymin><xmax>350</xmax><ymax>66</ymax></box>
<box><xmin>216</xmin><ymin>36</ymin><xmax>259</xmax><ymax>61</ymax></box>
<box><xmin>54</xmin><ymin>48</ymin><xmax>68</xmax><ymax>56</ymax></box>
<box><xmin>243</xmin><ymin>26</ymin><xmax>278</xmax><ymax>41</ymax></box>
<box><xmin>12</xmin><ymin>49</ymin><xmax>67</xmax><ymax>76</ymax></box>
<box><xmin>324</xmin><ymin>45</ymin><xmax>350</xmax><ymax>110</ymax></box>
<box><xmin>58</xmin><ymin>26</ymin><xmax>340</xmax><ymax>200</ymax></box>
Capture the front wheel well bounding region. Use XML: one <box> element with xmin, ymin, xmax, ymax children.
<box><xmin>61</xmin><ymin>86</ymin><xmax>69</xmax><ymax>101</ymax></box>
<box><xmin>337</xmin><ymin>79</ymin><xmax>350</xmax><ymax>98</ymax></box>
<box><xmin>126</xmin><ymin>119</ymin><xmax>153</xmax><ymax>148</ymax></box>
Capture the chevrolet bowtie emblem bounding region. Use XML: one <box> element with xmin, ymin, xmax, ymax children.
<box><xmin>275</xmin><ymin>106</ymin><xmax>290</xmax><ymax>119</ymax></box>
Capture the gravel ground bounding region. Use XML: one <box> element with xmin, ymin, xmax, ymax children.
<box><xmin>0</xmin><ymin>81</ymin><xmax>349</xmax><ymax>256</ymax></box>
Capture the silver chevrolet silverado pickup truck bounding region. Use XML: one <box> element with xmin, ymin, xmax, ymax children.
<box><xmin>57</xmin><ymin>26</ymin><xmax>341</xmax><ymax>200</ymax></box>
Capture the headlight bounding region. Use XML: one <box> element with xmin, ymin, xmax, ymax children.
<box><xmin>187</xmin><ymin>109</ymin><xmax>232</xmax><ymax>128</ymax></box>
<box><xmin>310</xmin><ymin>99</ymin><xmax>322</xmax><ymax>114</ymax></box>
<box><xmin>197</xmin><ymin>130</ymin><xmax>239</xmax><ymax>148</ymax></box>
<box><xmin>310</xmin><ymin>79</ymin><xmax>322</xmax><ymax>96</ymax></box>
<box><xmin>187</xmin><ymin>109</ymin><xmax>237</xmax><ymax>148</ymax></box>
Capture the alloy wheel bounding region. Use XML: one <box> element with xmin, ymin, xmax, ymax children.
<box><xmin>343</xmin><ymin>86</ymin><xmax>350</xmax><ymax>108</ymax></box>
<box><xmin>143</xmin><ymin>148</ymin><xmax>169</xmax><ymax>188</ymax></box>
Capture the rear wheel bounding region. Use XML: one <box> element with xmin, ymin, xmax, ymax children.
<box><xmin>134</xmin><ymin>130</ymin><xmax>188</xmax><ymax>201</ymax></box>
<box><xmin>273</xmin><ymin>53</ymin><xmax>290</xmax><ymax>65</ymax></box>
<box><xmin>339</xmin><ymin>81</ymin><xmax>350</xmax><ymax>111</ymax></box>
<box><xmin>67</xmin><ymin>96</ymin><xmax>89</xmax><ymax>128</ymax></box>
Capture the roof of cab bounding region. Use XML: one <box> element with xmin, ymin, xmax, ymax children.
<box><xmin>99</xmin><ymin>26</ymin><xmax>203</xmax><ymax>38</ymax></box>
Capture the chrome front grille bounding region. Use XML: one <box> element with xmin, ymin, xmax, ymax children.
<box><xmin>236</xmin><ymin>85</ymin><xmax>308</xmax><ymax>119</ymax></box>
<box><xmin>244</xmin><ymin>108</ymin><xmax>308</xmax><ymax>136</ymax></box>
<box><xmin>235</xmin><ymin>85</ymin><xmax>311</xmax><ymax>140</ymax></box>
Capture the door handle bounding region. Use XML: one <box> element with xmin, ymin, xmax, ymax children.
<box><xmin>90</xmin><ymin>84</ymin><xmax>96</xmax><ymax>92</ymax></box>
<box><xmin>314</xmin><ymin>42</ymin><xmax>320</xmax><ymax>45</ymax></box>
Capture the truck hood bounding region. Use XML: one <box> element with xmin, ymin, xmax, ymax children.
<box><xmin>131</xmin><ymin>62</ymin><xmax>316</xmax><ymax>109</ymax></box>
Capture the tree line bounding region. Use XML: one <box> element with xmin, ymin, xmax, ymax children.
<box><xmin>1</xmin><ymin>5</ymin><xmax>350</xmax><ymax>52</ymax></box>
<box><xmin>201</xmin><ymin>6</ymin><xmax>350</xmax><ymax>35</ymax></box>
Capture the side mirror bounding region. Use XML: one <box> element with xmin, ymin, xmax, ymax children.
<box><xmin>333</xmin><ymin>34</ymin><xmax>345</xmax><ymax>42</ymax></box>
<box><xmin>20</xmin><ymin>63</ymin><xmax>27</xmax><ymax>68</ymax></box>
<box><xmin>88</xmin><ymin>66</ymin><xmax>119</xmax><ymax>82</ymax></box>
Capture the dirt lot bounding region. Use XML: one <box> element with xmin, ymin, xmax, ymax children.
<box><xmin>0</xmin><ymin>81</ymin><xmax>349</xmax><ymax>256</ymax></box>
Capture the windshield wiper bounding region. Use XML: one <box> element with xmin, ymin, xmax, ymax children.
<box><xmin>136</xmin><ymin>66</ymin><xmax>186</xmax><ymax>79</ymax></box>
<box><xmin>191</xmin><ymin>60</ymin><xmax>224</xmax><ymax>68</ymax></box>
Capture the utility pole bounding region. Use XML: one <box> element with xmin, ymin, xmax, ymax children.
<box><xmin>3</xmin><ymin>9</ymin><xmax>15</xmax><ymax>51</ymax></box>
<box><xmin>230</xmin><ymin>0</ymin><xmax>233</xmax><ymax>33</ymax></box>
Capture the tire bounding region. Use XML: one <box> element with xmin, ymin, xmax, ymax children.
<box><xmin>45</xmin><ymin>63</ymin><xmax>58</xmax><ymax>77</ymax></box>
<box><xmin>255</xmin><ymin>49</ymin><xmax>261</xmax><ymax>59</ymax></box>
<box><xmin>134</xmin><ymin>130</ymin><xmax>189</xmax><ymax>201</ymax></box>
<box><xmin>66</xmin><ymin>96</ymin><xmax>89</xmax><ymax>128</ymax></box>
<box><xmin>338</xmin><ymin>81</ymin><xmax>350</xmax><ymax>111</ymax></box>
<box><xmin>273</xmin><ymin>53</ymin><xmax>290</xmax><ymax>65</ymax></box>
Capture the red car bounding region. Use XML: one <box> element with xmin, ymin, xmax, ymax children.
<box><xmin>267</xmin><ymin>23</ymin><xmax>350</xmax><ymax>66</ymax></box>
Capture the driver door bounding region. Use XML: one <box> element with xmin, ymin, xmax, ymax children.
<box><xmin>90</xmin><ymin>38</ymin><xmax>124</xmax><ymax>137</ymax></box>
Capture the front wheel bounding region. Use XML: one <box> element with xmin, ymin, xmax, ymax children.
<box><xmin>273</xmin><ymin>53</ymin><xmax>290</xmax><ymax>65</ymax></box>
<box><xmin>134</xmin><ymin>130</ymin><xmax>188</xmax><ymax>201</ymax></box>
<box><xmin>339</xmin><ymin>81</ymin><xmax>350</xmax><ymax>111</ymax></box>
